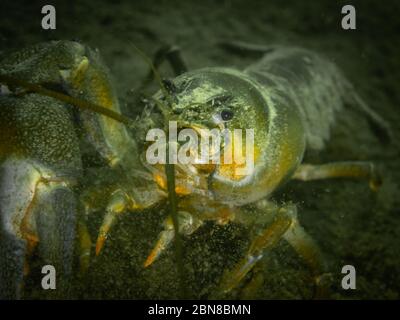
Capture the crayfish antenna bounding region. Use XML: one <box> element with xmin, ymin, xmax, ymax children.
<box><xmin>129</xmin><ymin>42</ymin><xmax>178</xmax><ymax>121</ymax></box>
<box><xmin>351</xmin><ymin>91</ymin><xmax>393</xmax><ymax>143</ymax></box>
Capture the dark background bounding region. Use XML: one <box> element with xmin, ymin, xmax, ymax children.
<box><xmin>0</xmin><ymin>0</ymin><xmax>399</xmax><ymax>299</ymax></box>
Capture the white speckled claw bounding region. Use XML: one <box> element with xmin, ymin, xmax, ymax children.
<box><xmin>0</xmin><ymin>157</ymin><xmax>78</xmax><ymax>299</ymax></box>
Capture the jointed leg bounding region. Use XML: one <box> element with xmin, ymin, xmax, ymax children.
<box><xmin>293</xmin><ymin>161</ymin><xmax>382</xmax><ymax>191</ymax></box>
<box><xmin>95</xmin><ymin>189</ymin><xmax>129</xmax><ymax>256</ymax></box>
<box><xmin>144</xmin><ymin>211</ymin><xmax>203</xmax><ymax>267</ymax></box>
<box><xmin>237</xmin><ymin>260</ymin><xmax>266</xmax><ymax>299</ymax></box>
<box><xmin>218</xmin><ymin>204</ymin><xmax>293</xmax><ymax>294</ymax></box>
<box><xmin>78</xmin><ymin>167</ymin><xmax>167</xmax><ymax>268</ymax></box>
<box><xmin>78</xmin><ymin>186</ymin><xmax>130</xmax><ymax>260</ymax></box>
<box><xmin>77</xmin><ymin>182</ymin><xmax>111</xmax><ymax>273</ymax></box>
<box><xmin>218</xmin><ymin>202</ymin><xmax>327</xmax><ymax>298</ymax></box>
<box><xmin>281</xmin><ymin>204</ymin><xmax>330</xmax><ymax>298</ymax></box>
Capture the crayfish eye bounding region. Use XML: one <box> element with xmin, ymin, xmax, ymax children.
<box><xmin>220</xmin><ymin>109</ymin><xmax>234</xmax><ymax>121</ymax></box>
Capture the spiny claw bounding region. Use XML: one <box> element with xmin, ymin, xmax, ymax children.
<box><xmin>143</xmin><ymin>229</ymin><xmax>174</xmax><ymax>267</ymax></box>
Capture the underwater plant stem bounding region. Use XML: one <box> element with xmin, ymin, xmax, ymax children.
<box><xmin>165</xmin><ymin>143</ymin><xmax>188</xmax><ymax>299</ymax></box>
<box><xmin>129</xmin><ymin>43</ymin><xmax>187</xmax><ymax>297</ymax></box>
<box><xmin>0</xmin><ymin>74</ymin><xmax>134</xmax><ymax>126</ymax></box>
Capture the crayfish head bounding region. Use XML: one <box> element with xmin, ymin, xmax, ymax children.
<box><xmin>147</xmin><ymin>68</ymin><xmax>270</xmax><ymax>203</ymax></box>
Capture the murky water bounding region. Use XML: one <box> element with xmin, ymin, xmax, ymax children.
<box><xmin>0</xmin><ymin>0</ymin><xmax>399</xmax><ymax>299</ymax></box>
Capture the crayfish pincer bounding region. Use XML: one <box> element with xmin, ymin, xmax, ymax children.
<box><xmin>0</xmin><ymin>41</ymin><xmax>390</xmax><ymax>299</ymax></box>
<box><xmin>0</xmin><ymin>40</ymin><xmax>142</xmax><ymax>299</ymax></box>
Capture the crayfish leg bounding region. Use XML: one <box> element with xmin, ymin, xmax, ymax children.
<box><xmin>144</xmin><ymin>212</ymin><xmax>203</xmax><ymax>268</ymax></box>
<box><xmin>217</xmin><ymin>205</ymin><xmax>292</xmax><ymax>295</ymax></box>
<box><xmin>281</xmin><ymin>204</ymin><xmax>331</xmax><ymax>299</ymax></box>
<box><xmin>217</xmin><ymin>202</ymin><xmax>328</xmax><ymax>299</ymax></box>
<box><xmin>293</xmin><ymin>161</ymin><xmax>382</xmax><ymax>191</ymax></box>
